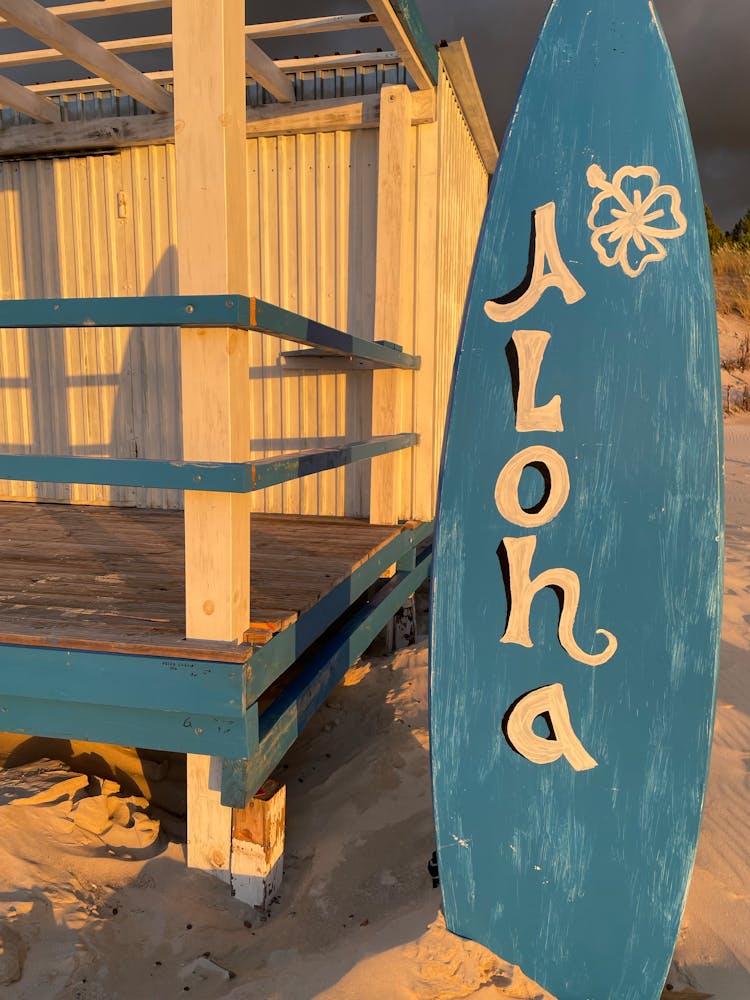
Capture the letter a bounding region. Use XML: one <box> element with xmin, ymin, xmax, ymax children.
<box><xmin>484</xmin><ymin>202</ymin><xmax>585</xmax><ymax>324</ymax></box>
<box><xmin>504</xmin><ymin>683</ymin><xmax>598</xmax><ymax>771</ymax></box>
<box><xmin>499</xmin><ymin>535</ymin><xmax>617</xmax><ymax>666</ymax></box>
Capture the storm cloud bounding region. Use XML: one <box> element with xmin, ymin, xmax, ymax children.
<box><xmin>260</xmin><ymin>0</ymin><xmax>750</xmax><ymax>230</ymax></box>
<box><xmin>419</xmin><ymin>0</ymin><xmax>750</xmax><ymax>230</ymax></box>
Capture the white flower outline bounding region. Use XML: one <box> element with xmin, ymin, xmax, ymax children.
<box><xmin>586</xmin><ymin>163</ymin><xmax>688</xmax><ymax>278</ymax></box>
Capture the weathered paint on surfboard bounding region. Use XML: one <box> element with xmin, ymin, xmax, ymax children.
<box><xmin>429</xmin><ymin>3</ymin><xmax>723</xmax><ymax>999</ymax></box>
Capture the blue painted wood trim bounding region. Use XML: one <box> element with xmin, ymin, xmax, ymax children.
<box><xmin>0</xmin><ymin>294</ymin><xmax>249</xmax><ymax>330</ymax></box>
<box><xmin>0</xmin><ymin>695</ymin><xmax>254</xmax><ymax>759</ymax></box>
<box><xmin>0</xmin><ymin>295</ymin><xmax>420</xmax><ymax>370</ymax></box>
<box><xmin>221</xmin><ymin>546</ymin><xmax>432</xmax><ymax>807</ymax></box>
<box><xmin>247</xmin><ymin>435</ymin><xmax>418</xmax><ymax>490</ymax></box>
<box><xmin>244</xmin><ymin>520</ymin><xmax>433</xmax><ymax>705</ymax></box>
<box><xmin>0</xmin><ymin>644</ymin><xmax>244</xmax><ymax>717</ymax></box>
<box><xmin>389</xmin><ymin>0</ymin><xmax>439</xmax><ymax>83</ymax></box>
<box><xmin>0</xmin><ymin>435</ymin><xmax>417</xmax><ymax>491</ymax></box>
<box><xmin>249</xmin><ymin>299</ymin><xmax>420</xmax><ymax>370</ymax></box>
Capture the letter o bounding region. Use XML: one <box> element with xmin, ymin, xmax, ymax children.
<box><xmin>494</xmin><ymin>445</ymin><xmax>570</xmax><ymax>528</ymax></box>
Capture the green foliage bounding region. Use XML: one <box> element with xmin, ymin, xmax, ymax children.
<box><xmin>705</xmin><ymin>204</ymin><xmax>726</xmax><ymax>252</ymax></box>
<box><xmin>731</xmin><ymin>209</ymin><xmax>750</xmax><ymax>250</ymax></box>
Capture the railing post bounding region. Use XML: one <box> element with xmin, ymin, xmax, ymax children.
<box><xmin>370</xmin><ymin>84</ymin><xmax>414</xmax><ymax>525</ymax></box>
<box><xmin>173</xmin><ymin>0</ymin><xmax>278</xmax><ymax>903</ymax></box>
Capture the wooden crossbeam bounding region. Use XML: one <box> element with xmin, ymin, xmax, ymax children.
<box><xmin>0</xmin><ymin>72</ymin><xmax>60</xmax><ymax>122</ymax></box>
<box><xmin>0</xmin><ymin>90</ymin><xmax>436</xmax><ymax>157</ymax></box>
<box><xmin>0</xmin><ymin>0</ymin><xmax>170</xmax><ymax>26</ymax></box>
<box><xmin>245</xmin><ymin>38</ymin><xmax>295</xmax><ymax>103</ymax></box>
<box><xmin>0</xmin><ymin>32</ymin><xmax>172</xmax><ymax>70</ymax></box>
<box><xmin>25</xmin><ymin>52</ymin><xmax>401</xmax><ymax>98</ymax></box>
<box><xmin>0</xmin><ymin>0</ymin><xmax>172</xmax><ymax>113</ymax></box>
<box><xmin>0</xmin><ymin>16</ymin><xmax>382</xmax><ymax>71</ymax></box>
<box><xmin>0</xmin><ymin>17</ymin><xmax>388</xmax><ymax>69</ymax></box>
<box><xmin>366</xmin><ymin>0</ymin><xmax>436</xmax><ymax>89</ymax></box>
<box><xmin>248</xmin><ymin>13</ymin><xmax>378</xmax><ymax>39</ymax></box>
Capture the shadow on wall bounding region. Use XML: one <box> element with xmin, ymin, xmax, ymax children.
<box><xmin>0</xmin><ymin>155</ymin><xmax>181</xmax><ymax>509</ymax></box>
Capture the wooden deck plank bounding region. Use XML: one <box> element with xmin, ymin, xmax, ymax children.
<box><xmin>0</xmin><ymin>503</ymin><xmax>401</xmax><ymax>660</ymax></box>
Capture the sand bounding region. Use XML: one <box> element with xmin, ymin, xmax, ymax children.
<box><xmin>1</xmin><ymin>418</ymin><xmax>749</xmax><ymax>999</ymax></box>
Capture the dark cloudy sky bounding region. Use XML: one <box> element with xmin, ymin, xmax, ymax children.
<box><xmin>7</xmin><ymin>1</ymin><xmax>750</xmax><ymax>230</ymax></box>
<box><xmin>417</xmin><ymin>0</ymin><xmax>750</xmax><ymax>230</ymax></box>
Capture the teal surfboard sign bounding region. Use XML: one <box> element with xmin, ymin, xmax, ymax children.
<box><xmin>429</xmin><ymin>3</ymin><xmax>723</xmax><ymax>999</ymax></box>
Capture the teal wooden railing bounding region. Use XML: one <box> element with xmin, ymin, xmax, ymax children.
<box><xmin>0</xmin><ymin>294</ymin><xmax>429</xmax><ymax>807</ymax></box>
<box><xmin>0</xmin><ymin>294</ymin><xmax>419</xmax><ymax>493</ymax></box>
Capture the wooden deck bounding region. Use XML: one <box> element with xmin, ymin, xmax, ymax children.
<box><xmin>0</xmin><ymin>502</ymin><xmax>401</xmax><ymax>661</ymax></box>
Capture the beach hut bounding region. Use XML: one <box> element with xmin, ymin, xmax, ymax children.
<box><xmin>0</xmin><ymin>0</ymin><xmax>494</xmax><ymax>902</ymax></box>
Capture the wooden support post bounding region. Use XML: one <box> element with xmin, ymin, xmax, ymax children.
<box><xmin>370</xmin><ymin>85</ymin><xmax>413</xmax><ymax>526</ymax></box>
<box><xmin>173</xmin><ymin>0</ymin><xmax>282</xmax><ymax>906</ymax></box>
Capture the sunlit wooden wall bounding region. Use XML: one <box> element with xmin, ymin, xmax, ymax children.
<box><xmin>0</xmin><ymin>68</ymin><xmax>487</xmax><ymax>519</ymax></box>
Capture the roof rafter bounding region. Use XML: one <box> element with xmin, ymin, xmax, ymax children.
<box><xmin>366</xmin><ymin>0</ymin><xmax>436</xmax><ymax>89</ymax></box>
<box><xmin>0</xmin><ymin>0</ymin><xmax>172</xmax><ymax>113</ymax></box>
<box><xmin>25</xmin><ymin>52</ymin><xmax>402</xmax><ymax>98</ymax></box>
<box><xmin>248</xmin><ymin>13</ymin><xmax>378</xmax><ymax>39</ymax></box>
<box><xmin>0</xmin><ymin>72</ymin><xmax>60</xmax><ymax>122</ymax></box>
<box><xmin>245</xmin><ymin>38</ymin><xmax>295</xmax><ymax>104</ymax></box>
<box><xmin>0</xmin><ymin>14</ymin><xmax>384</xmax><ymax>72</ymax></box>
<box><xmin>0</xmin><ymin>31</ymin><xmax>171</xmax><ymax>70</ymax></box>
<box><xmin>0</xmin><ymin>0</ymin><xmax>170</xmax><ymax>27</ymax></box>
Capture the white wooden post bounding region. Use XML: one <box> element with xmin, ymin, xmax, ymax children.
<box><xmin>172</xmin><ymin>0</ymin><xmax>284</xmax><ymax>905</ymax></box>
<box><xmin>370</xmin><ymin>84</ymin><xmax>413</xmax><ymax>526</ymax></box>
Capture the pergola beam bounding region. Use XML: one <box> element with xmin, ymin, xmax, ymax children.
<box><xmin>0</xmin><ymin>14</ymin><xmax>384</xmax><ymax>72</ymax></box>
<box><xmin>248</xmin><ymin>13</ymin><xmax>378</xmax><ymax>38</ymax></box>
<box><xmin>0</xmin><ymin>0</ymin><xmax>170</xmax><ymax>26</ymax></box>
<box><xmin>0</xmin><ymin>72</ymin><xmax>60</xmax><ymax>122</ymax></box>
<box><xmin>245</xmin><ymin>38</ymin><xmax>295</xmax><ymax>104</ymax></box>
<box><xmin>25</xmin><ymin>52</ymin><xmax>402</xmax><ymax>98</ymax></box>
<box><xmin>0</xmin><ymin>32</ymin><xmax>171</xmax><ymax>70</ymax></box>
<box><xmin>0</xmin><ymin>0</ymin><xmax>172</xmax><ymax>113</ymax></box>
<box><xmin>366</xmin><ymin>0</ymin><xmax>437</xmax><ymax>89</ymax></box>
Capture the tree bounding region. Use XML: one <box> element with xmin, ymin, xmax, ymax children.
<box><xmin>704</xmin><ymin>204</ymin><xmax>725</xmax><ymax>252</ymax></box>
<box><xmin>731</xmin><ymin>209</ymin><xmax>750</xmax><ymax>250</ymax></box>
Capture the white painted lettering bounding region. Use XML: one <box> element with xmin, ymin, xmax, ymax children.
<box><xmin>500</xmin><ymin>535</ymin><xmax>617</xmax><ymax>667</ymax></box>
<box><xmin>505</xmin><ymin>683</ymin><xmax>598</xmax><ymax>771</ymax></box>
<box><xmin>495</xmin><ymin>445</ymin><xmax>570</xmax><ymax>528</ymax></box>
<box><xmin>484</xmin><ymin>202</ymin><xmax>586</xmax><ymax>324</ymax></box>
<box><xmin>512</xmin><ymin>330</ymin><xmax>563</xmax><ymax>432</ymax></box>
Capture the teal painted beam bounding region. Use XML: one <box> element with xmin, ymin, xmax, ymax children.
<box><xmin>0</xmin><ymin>294</ymin><xmax>247</xmax><ymax>330</ymax></box>
<box><xmin>0</xmin><ymin>295</ymin><xmax>419</xmax><ymax>370</ymax></box>
<box><xmin>0</xmin><ymin>434</ymin><xmax>417</xmax><ymax>491</ymax></box>
<box><xmin>246</xmin><ymin>435</ymin><xmax>418</xmax><ymax>490</ymax></box>
<box><xmin>0</xmin><ymin>644</ymin><xmax>245</xmax><ymax>717</ymax></box>
<box><xmin>0</xmin><ymin>695</ymin><xmax>253</xmax><ymax>759</ymax></box>
<box><xmin>249</xmin><ymin>299</ymin><xmax>420</xmax><ymax>370</ymax></box>
<box><xmin>390</xmin><ymin>0</ymin><xmax>439</xmax><ymax>83</ymax></box>
<box><xmin>222</xmin><ymin>547</ymin><xmax>432</xmax><ymax>807</ymax></box>
<box><xmin>244</xmin><ymin>520</ymin><xmax>433</xmax><ymax>705</ymax></box>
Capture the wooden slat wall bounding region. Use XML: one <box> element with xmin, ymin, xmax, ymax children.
<box><xmin>431</xmin><ymin>64</ymin><xmax>488</xmax><ymax>509</ymax></box>
<box><xmin>0</xmin><ymin>68</ymin><xmax>488</xmax><ymax>520</ymax></box>
<box><xmin>246</xmin><ymin>128</ymin><xmax>380</xmax><ymax>517</ymax></box>
<box><xmin>0</xmin><ymin>149</ymin><xmax>181</xmax><ymax>508</ymax></box>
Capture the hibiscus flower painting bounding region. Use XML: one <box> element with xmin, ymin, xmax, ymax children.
<box><xmin>586</xmin><ymin>163</ymin><xmax>688</xmax><ymax>277</ymax></box>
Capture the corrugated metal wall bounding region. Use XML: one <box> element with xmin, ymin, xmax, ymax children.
<box><xmin>0</xmin><ymin>71</ymin><xmax>487</xmax><ymax>519</ymax></box>
<box><xmin>246</xmin><ymin>128</ymin><xmax>379</xmax><ymax>516</ymax></box>
<box><xmin>0</xmin><ymin>65</ymin><xmax>408</xmax><ymax>129</ymax></box>
<box><xmin>432</xmin><ymin>66</ymin><xmax>489</xmax><ymax>504</ymax></box>
<box><xmin>0</xmin><ymin>149</ymin><xmax>181</xmax><ymax>508</ymax></box>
